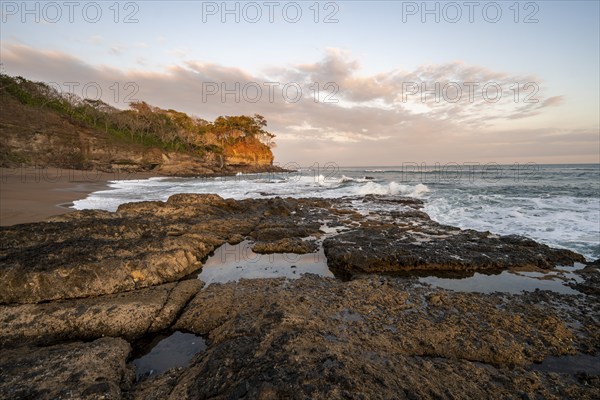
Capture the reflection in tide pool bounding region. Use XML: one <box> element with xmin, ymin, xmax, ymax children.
<box><xmin>132</xmin><ymin>331</ymin><xmax>206</xmax><ymax>380</ymax></box>
<box><xmin>531</xmin><ymin>353</ymin><xmax>600</xmax><ymax>376</ymax></box>
<box><xmin>198</xmin><ymin>241</ymin><xmax>333</xmax><ymax>286</ymax></box>
<box><xmin>419</xmin><ymin>263</ymin><xmax>586</xmax><ymax>295</ymax></box>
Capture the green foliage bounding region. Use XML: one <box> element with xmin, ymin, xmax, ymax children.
<box><xmin>0</xmin><ymin>73</ymin><xmax>276</xmax><ymax>154</ymax></box>
<box><xmin>0</xmin><ymin>148</ymin><xmax>30</xmax><ymax>166</ymax></box>
<box><xmin>211</xmin><ymin>114</ymin><xmax>275</xmax><ymax>147</ymax></box>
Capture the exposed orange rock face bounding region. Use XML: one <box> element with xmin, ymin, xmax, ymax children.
<box><xmin>223</xmin><ymin>136</ymin><xmax>274</xmax><ymax>166</ymax></box>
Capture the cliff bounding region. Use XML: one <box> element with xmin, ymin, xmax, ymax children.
<box><xmin>0</xmin><ymin>74</ymin><xmax>281</xmax><ymax>176</ymax></box>
<box><xmin>223</xmin><ymin>135</ymin><xmax>275</xmax><ymax>166</ymax></box>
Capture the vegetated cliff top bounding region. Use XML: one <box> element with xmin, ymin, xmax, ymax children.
<box><xmin>0</xmin><ymin>73</ymin><xmax>278</xmax><ymax>174</ymax></box>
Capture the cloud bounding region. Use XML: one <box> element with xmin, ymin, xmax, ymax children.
<box><xmin>507</xmin><ymin>95</ymin><xmax>564</xmax><ymax>120</ymax></box>
<box><xmin>541</xmin><ymin>96</ymin><xmax>564</xmax><ymax>108</ymax></box>
<box><xmin>1</xmin><ymin>42</ymin><xmax>597</xmax><ymax>164</ymax></box>
<box><xmin>109</xmin><ymin>46</ymin><xmax>122</xmax><ymax>56</ymax></box>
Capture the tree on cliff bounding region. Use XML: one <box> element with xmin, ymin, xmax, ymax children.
<box><xmin>211</xmin><ymin>114</ymin><xmax>276</xmax><ymax>148</ymax></box>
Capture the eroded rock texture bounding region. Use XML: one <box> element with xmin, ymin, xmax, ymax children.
<box><xmin>0</xmin><ymin>337</ymin><xmax>133</xmax><ymax>400</ymax></box>
<box><xmin>0</xmin><ymin>194</ymin><xmax>597</xmax><ymax>399</ymax></box>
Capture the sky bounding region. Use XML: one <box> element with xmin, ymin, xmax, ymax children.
<box><xmin>1</xmin><ymin>0</ymin><xmax>599</xmax><ymax>166</ymax></box>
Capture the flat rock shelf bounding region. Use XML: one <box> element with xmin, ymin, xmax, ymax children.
<box><xmin>0</xmin><ymin>194</ymin><xmax>598</xmax><ymax>399</ymax></box>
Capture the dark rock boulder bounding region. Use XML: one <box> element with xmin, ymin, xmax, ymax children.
<box><xmin>324</xmin><ymin>224</ymin><xmax>585</xmax><ymax>275</ymax></box>
<box><xmin>571</xmin><ymin>261</ymin><xmax>600</xmax><ymax>296</ymax></box>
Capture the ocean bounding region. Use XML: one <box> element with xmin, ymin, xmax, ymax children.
<box><xmin>73</xmin><ymin>163</ymin><xmax>600</xmax><ymax>261</ymax></box>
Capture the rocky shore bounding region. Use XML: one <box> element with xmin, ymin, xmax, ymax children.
<box><xmin>0</xmin><ymin>194</ymin><xmax>598</xmax><ymax>399</ymax></box>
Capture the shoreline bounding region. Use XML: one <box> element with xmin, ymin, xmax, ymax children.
<box><xmin>0</xmin><ymin>168</ymin><xmax>159</xmax><ymax>226</ymax></box>
<box><xmin>0</xmin><ymin>165</ymin><xmax>293</xmax><ymax>226</ymax></box>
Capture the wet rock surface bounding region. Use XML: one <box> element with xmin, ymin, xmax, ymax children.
<box><xmin>572</xmin><ymin>260</ymin><xmax>600</xmax><ymax>296</ymax></box>
<box><xmin>0</xmin><ymin>194</ymin><xmax>598</xmax><ymax>398</ymax></box>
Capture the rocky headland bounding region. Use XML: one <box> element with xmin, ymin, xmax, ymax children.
<box><xmin>0</xmin><ymin>194</ymin><xmax>598</xmax><ymax>399</ymax></box>
<box><xmin>0</xmin><ymin>74</ymin><xmax>286</xmax><ymax>176</ymax></box>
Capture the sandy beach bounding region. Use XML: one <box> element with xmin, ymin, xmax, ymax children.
<box><xmin>0</xmin><ymin>167</ymin><xmax>157</xmax><ymax>226</ymax></box>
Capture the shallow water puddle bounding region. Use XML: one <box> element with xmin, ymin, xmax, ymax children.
<box><xmin>132</xmin><ymin>331</ymin><xmax>206</xmax><ymax>380</ymax></box>
<box><xmin>531</xmin><ymin>354</ymin><xmax>600</xmax><ymax>376</ymax></box>
<box><xmin>198</xmin><ymin>241</ymin><xmax>333</xmax><ymax>286</ymax></box>
<box><xmin>418</xmin><ymin>263</ymin><xmax>586</xmax><ymax>295</ymax></box>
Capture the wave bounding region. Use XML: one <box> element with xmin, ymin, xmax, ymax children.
<box><xmin>74</xmin><ymin>173</ymin><xmax>431</xmax><ymax>214</ymax></box>
<box><xmin>353</xmin><ymin>181</ymin><xmax>429</xmax><ymax>197</ymax></box>
<box><xmin>424</xmin><ymin>193</ymin><xmax>600</xmax><ymax>260</ymax></box>
<box><xmin>339</xmin><ymin>175</ymin><xmax>375</xmax><ymax>183</ymax></box>
<box><xmin>288</xmin><ymin>175</ymin><xmax>429</xmax><ymax>197</ymax></box>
